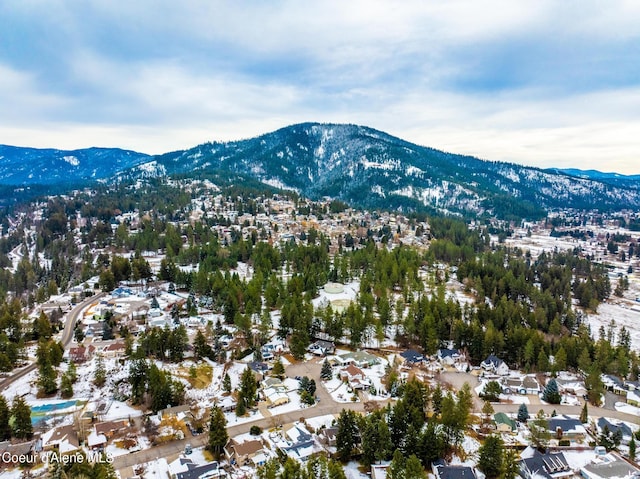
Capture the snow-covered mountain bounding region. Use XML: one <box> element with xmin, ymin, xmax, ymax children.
<box><xmin>2</xmin><ymin>123</ymin><xmax>639</xmax><ymax>218</ymax></box>
<box><xmin>0</xmin><ymin>145</ymin><xmax>151</xmax><ymax>185</ymax></box>
<box><xmin>154</xmin><ymin>123</ymin><xmax>640</xmax><ymax>218</ymax></box>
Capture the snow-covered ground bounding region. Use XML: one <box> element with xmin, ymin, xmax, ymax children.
<box><xmin>586</xmin><ymin>301</ymin><xmax>640</xmax><ymax>351</ymax></box>
<box><xmin>615</xmin><ymin>401</ymin><xmax>640</xmax><ymax>416</ymax></box>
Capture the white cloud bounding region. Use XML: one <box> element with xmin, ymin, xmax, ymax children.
<box><xmin>1</xmin><ymin>1</ymin><xmax>639</xmax><ymax>174</ymax></box>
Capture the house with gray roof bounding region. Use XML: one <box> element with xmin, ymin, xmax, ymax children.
<box><xmin>518</xmin><ymin>449</ymin><xmax>569</xmax><ymax>479</ymax></box>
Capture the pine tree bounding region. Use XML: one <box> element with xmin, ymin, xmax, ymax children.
<box><xmin>478</xmin><ymin>435</ymin><xmax>505</xmax><ymax>479</ymax></box>
<box><xmin>11</xmin><ymin>397</ymin><xmax>33</xmax><ymax>439</ymax></box>
<box><xmin>387</xmin><ymin>449</ymin><xmax>406</xmax><ymax>479</ymax></box>
<box><xmin>94</xmin><ymin>354</ymin><xmax>106</xmax><ymax>387</ymax></box>
<box><xmin>336</xmin><ymin>409</ymin><xmax>359</xmax><ymax>460</ymax></box>
<box><xmin>502</xmin><ymin>448</ymin><xmax>521</xmax><ymax>479</ymax></box>
<box><xmin>580</xmin><ymin>402</ymin><xmax>588</xmax><ymax>423</ymax></box>
<box><xmin>239</xmin><ymin>367</ymin><xmax>257</xmax><ymax>408</ymax></box>
<box><xmin>60</xmin><ymin>373</ymin><xmax>74</xmax><ymax>399</ymax></box>
<box><xmin>208</xmin><ymin>406</ymin><xmax>228</xmax><ymax>460</ymax></box>
<box><xmin>517</xmin><ymin>403</ymin><xmax>529</xmax><ymax>422</ymax></box>
<box><xmin>529</xmin><ymin>409</ymin><xmax>551</xmax><ymax>451</ymax></box>
<box><xmin>321</xmin><ymin>359</ymin><xmax>332</xmax><ymax>380</ymax></box>
<box><xmin>630</xmin><ymin>435</ymin><xmax>636</xmax><ymax>462</ymax></box>
<box><xmin>271</xmin><ymin>357</ymin><xmax>285</xmax><ymax>379</ymax></box>
<box><xmin>0</xmin><ymin>395</ymin><xmax>10</xmax><ymax>440</ymax></box>
<box><xmin>67</xmin><ymin>360</ymin><xmax>77</xmax><ymax>383</ymax></box>
<box><xmin>542</xmin><ymin>378</ymin><xmax>561</xmax><ymax>404</ymax></box>
<box><xmin>405</xmin><ymin>454</ymin><xmax>427</xmax><ymax>479</ymax></box>
<box><xmin>223</xmin><ymin>373</ymin><xmax>232</xmax><ymax>394</ymax></box>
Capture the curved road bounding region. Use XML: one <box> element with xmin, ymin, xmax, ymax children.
<box><xmin>0</xmin><ymin>292</ymin><xmax>105</xmax><ymax>391</ymax></box>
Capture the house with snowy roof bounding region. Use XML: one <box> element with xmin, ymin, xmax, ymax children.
<box><xmin>597</xmin><ymin>418</ymin><xmax>634</xmax><ymax>445</ymax></box>
<box><xmin>41</xmin><ymin>425</ymin><xmax>80</xmax><ymax>454</ymax></box>
<box><xmin>308</xmin><ymin>340</ymin><xmax>335</xmax><ymax>356</ymax></box>
<box><xmin>481</xmin><ymin>354</ymin><xmax>509</xmax><ymax>376</ymax></box>
<box><xmin>400</xmin><ymin>349</ymin><xmax>424</xmax><ymax>366</ymax></box>
<box><xmin>225</xmin><ymin>438</ymin><xmax>266</xmax><ymax>467</ymax></box>
<box><xmin>437</xmin><ymin>348</ymin><xmax>462</xmax><ymax>366</ymax></box>
<box><xmin>518</xmin><ymin>449</ymin><xmax>570</xmax><ymax>479</ymax></box>
<box><xmin>547</xmin><ymin>415</ymin><xmax>587</xmax><ymax>442</ymax></box>
<box><xmin>339</xmin><ymin>364</ymin><xmax>371</xmax><ymax>390</ymax></box>
<box><xmin>580</xmin><ymin>451</ymin><xmax>640</xmax><ymax>479</ymax></box>
<box><xmin>432</xmin><ymin>460</ymin><xmax>478</xmax><ymax>479</ymax></box>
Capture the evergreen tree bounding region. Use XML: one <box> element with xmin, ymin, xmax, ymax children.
<box><xmin>405</xmin><ymin>454</ymin><xmax>427</xmax><ymax>479</ymax></box>
<box><xmin>529</xmin><ymin>409</ymin><xmax>550</xmax><ymax>451</ymax></box>
<box><xmin>630</xmin><ymin>435</ymin><xmax>636</xmax><ymax>462</ymax></box>
<box><xmin>271</xmin><ymin>357</ymin><xmax>285</xmax><ymax>379</ymax></box>
<box><xmin>336</xmin><ymin>409</ymin><xmax>359</xmax><ymax>460</ymax></box>
<box><xmin>193</xmin><ymin>330</ymin><xmax>212</xmax><ymax>360</ymax></box>
<box><xmin>585</xmin><ymin>366</ymin><xmax>604</xmax><ymax>406</ymax></box>
<box><xmin>239</xmin><ymin>367</ymin><xmax>258</xmax><ymax>408</ymax></box>
<box><xmin>94</xmin><ymin>354</ymin><xmax>106</xmax><ymax>387</ymax></box>
<box><xmin>38</xmin><ymin>360</ymin><xmax>58</xmax><ymax>395</ymax></box>
<box><xmin>517</xmin><ymin>403</ymin><xmax>529</xmax><ymax>422</ymax></box>
<box><xmin>321</xmin><ymin>359</ymin><xmax>332</xmax><ymax>380</ymax></box>
<box><xmin>502</xmin><ymin>448</ymin><xmax>521</xmax><ymax>479</ymax></box>
<box><xmin>481</xmin><ymin>381</ymin><xmax>502</xmax><ymax>402</ymax></box>
<box><xmin>580</xmin><ymin>402</ymin><xmax>588</xmax><ymax>423</ymax></box>
<box><xmin>67</xmin><ymin>360</ymin><xmax>77</xmax><ymax>383</ymax></box>
<box><xmin>208</xmin><ymin>406</ymin><xmax>228</xmax><ymax>460</ymax></box>
<box><xmin>11</xmin><ymin>397</ymin><xmax>33</xmax><ymax>439</ymax></box>
<box><xmin>478</xmin><ymin>435</ymin><xmax>504</xmax><ymax>479</ymax></box>
<box><xmin>542</xmin><ymin>378</ymin><xmax>561</xmax><ymax>404</ymax></box>
<box><xmin>60</xmin><ymin>373</ymin><xmax>73</xmax><ymax>399</ymax></box>
<box><xmin>387</xmin><ymin>449</ymin><xmax>406</xmax><ymax>479</ymax></box>
<box><xmin>223</xmin><ymin>373</ymin><xmax>232</xmax><ymax>394</ymax></box>
<box><xmin>0</xmin><ymin>395</ymin><xmax>10</xmax><ymax>441</ymax></box>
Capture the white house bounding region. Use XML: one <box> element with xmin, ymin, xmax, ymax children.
<box><xmin>481</xmin><ymin>355</ymin><xmax>509</xmax><ymax>376</ymax></box>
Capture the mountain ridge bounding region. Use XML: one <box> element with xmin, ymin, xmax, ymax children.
<box><xmin>1</xmin><ymin>123</ymin><xmax>639</xmax><ymax>218</ymax></box>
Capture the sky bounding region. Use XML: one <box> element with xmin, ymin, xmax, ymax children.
<box><xmin>1</xmin><ymin>0</ymin><xmax>639</xmax><ymax>174</ymax></box>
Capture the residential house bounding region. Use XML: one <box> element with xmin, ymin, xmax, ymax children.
<box><xmin>339</xmin><ymin>364</ymin><xmax>371</xmax><ymax>390</ymax></box>
<box><xmin>627</xmin><ymin>390</ymin><xmax>640</xmax><ymax>407</ymax></box>
<box><xmin>596</xmin><ymin>418</ymin><xmax>634</xmax><ymax>445</ymax></box>
<box><xmin>319</xmin><ymin>427</ymin><xmax>338</xmax><ymax>447</ymax></box>
<box><xmin>171</xmin><ymin>458</ymin><xmax>225</xmax><ymax>479</ymax></box>
<box><xmin>86</xmin><ymin>429</ymin><xmax>107</xmax><ymax>450</ymax></box>
<box><xmin>0</xmin><ymin>441</ymin><xmax>37</xmax><ymax>469</ymax></box>
<box><xmin>602</xmin><ymin>375</ymin><xmax>626</xmax><ymax>395</ymax></box>
<box><xmin>169</xmin><ymin>457</ymin><xmax>227</xmax><ymax>479</ymax></box>
<box><xmin>263</xmin><ymin>377</ymin><xmax>286</xmax><ymax>390</ymax></box>
<box><xmin>336</xmin><ymin>350</ymin><xmax>379</xmax><ymax>368</ymax></box>
<box><xmin>225</xmin><ymin>439</ymin><xmax>266</xmax><ymax>467</ymax></box>
<box><xmin>103</xmin><ymin>341</ymin><xmax>126</xmax><ymax>358</ymax></box>
<box><xmin>264</xmin><ymin>387</ymin><xmax>290</xmax><ymax>408</ymax></box>
<box><xmin>95</xmin><ymin>419</ymin><xmax>130</xmax><ymax>438</ymax></box>
<box><xmin>41</xmin><ymin>425</ymin><xmax>80</xmax><ymax>454</ymax></box>
<box><xmin>625</xmin><ymin>380</ymin><xmax>640</xmax><ymax>392</ymax></box>
<box><xmin>494</xmin><ymin>412</ymin><xmax>516</xmax><ymax>433</ymax></box>
<box><xmin>432</xmin><ymin>460</ymin><xmax>478</xmax><ymax>479</ymax></box>
<box><xmin>437</xmin><ymin>348</ymin><xmax>461</xmax><ymax>366</ymax></box>
<box><xmin>547</xmin><ymin>415</ymin><xmax>587</xmax><ymax>442</ymax></box>
<box><xmin>68</xmin><ymin>344</ymin><xmax>96</xmax><ymax>363</ymax></box>
<box><xmin>248</xmin><ymin>361</ymin><xmax>269</xmax><ymax>381</ymax></box>
<box><xmin>308</xmin><ymin>340</ymin><xmax>336</xmax><ymax>356</ymax></box>
<box><xmin>519</xmin><ymin>449</ymin><xmax>570</xmax><ymax>479</ymax></box>
<box><xmin>158</xmin><ymin>405</ymin><xmax>191</xmax><ymax>421</ymax></box>
<box><xmin>481</xmin><ymin>355</ymin><xmax>509</xmax><ymax>376</ymax></box>
<box><xmin>280</xmin><ymin>424</ymin><xmax>315</xmax><ymax>462</ymax></box>
<box><xmin>580</xmin><ymin>451</ymin><xmax>640</xmax><ymax>479</ymax></box>
<box><xmin>502</xmin><ymin>375</ymin><xmax>541</xmax><ymax>395</ymax></box>
<box><xmin>400</xmin><ymin>349</ymin><xmax>424</xmax><ymax>366</ymax></box>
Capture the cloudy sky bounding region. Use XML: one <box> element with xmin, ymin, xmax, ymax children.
<box><xmin>1</xmin><ymin>1</ymin><xmax>639</xmax><ymax>174</ymax></box>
